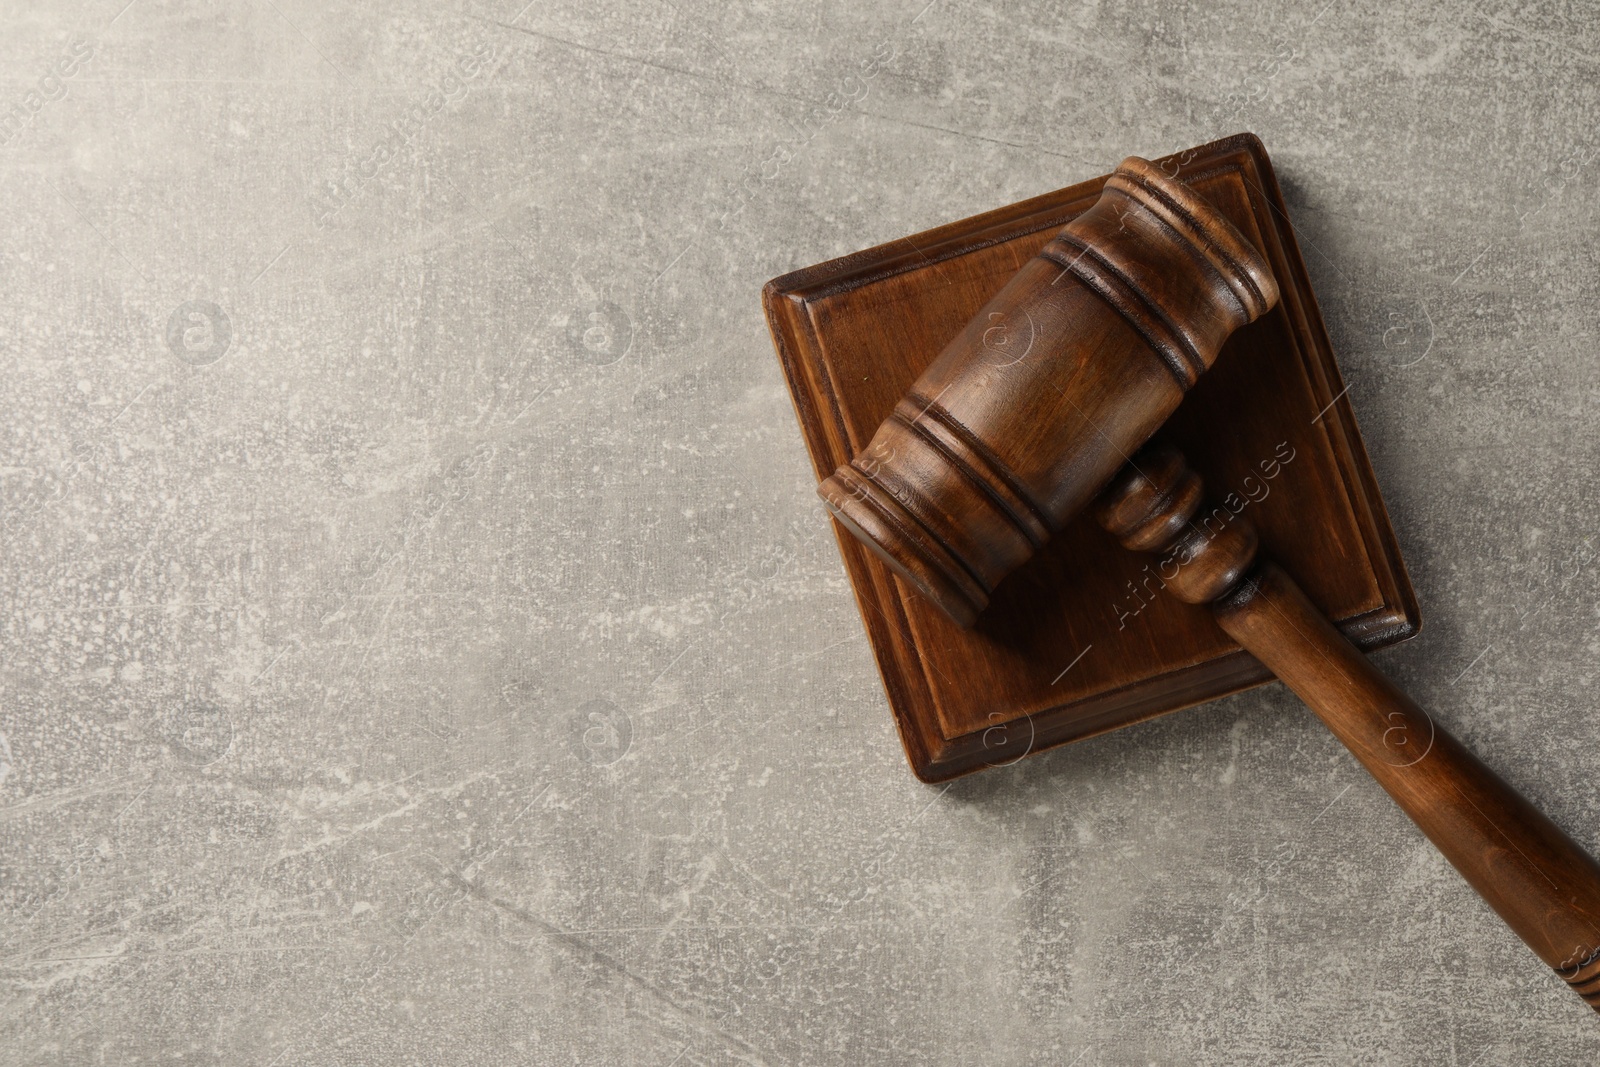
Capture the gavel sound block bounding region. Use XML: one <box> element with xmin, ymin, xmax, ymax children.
<box><xmin>763</xmin><ymin>134</ymin><xmax>1418</xmax><ymax>782</ymax></box>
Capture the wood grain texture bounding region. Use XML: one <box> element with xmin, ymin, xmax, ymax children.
<box><xmin>763</xmin><ymin>134</ymin><xmax>1420</xmax><ymax>782</ymax></box>
<box><xmin>1098</xmin><ymin>445</ymin><xmax>1600</xmax><ymax>1014</ymax></box>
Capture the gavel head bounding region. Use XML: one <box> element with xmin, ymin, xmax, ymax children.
<box><xmin>817</xmin><ymin>157</ymin><xmax>1280</xmax><ymax>627</ymax></box>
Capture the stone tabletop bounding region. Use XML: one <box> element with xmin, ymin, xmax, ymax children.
<box><xmin>3</xmin><ymin>0</ymin><xmax>1598</xmax><ymax>1062</ymax></box>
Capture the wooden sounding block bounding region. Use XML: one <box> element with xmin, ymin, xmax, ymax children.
<box><xmin>763</xmin><ymin>133</ymin><xmax>1420</xmax><ymax>783</ymax></box>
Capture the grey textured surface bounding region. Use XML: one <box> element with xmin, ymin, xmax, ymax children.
<box><xmin>2</xmin><ymin>0</ymin><xmax>1598</xmax><ymax>1062</ymax></box>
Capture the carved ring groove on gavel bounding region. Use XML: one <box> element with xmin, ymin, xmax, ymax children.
<box><xmin>818</xmin><ymin>157</ymin><xmax>1600</xmax><ymax>1013</ymax></box>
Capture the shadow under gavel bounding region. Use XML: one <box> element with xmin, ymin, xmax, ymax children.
<box><xmin>816</xmin><ymin>155</ymin><xmax>1600</xmax><ymax>1012</ymax></box>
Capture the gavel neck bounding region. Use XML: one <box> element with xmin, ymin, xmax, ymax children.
<box><xmin>1094</xmin><ymin>444</ymin><xmax>1262</xmax><ymax>606</ymax></box>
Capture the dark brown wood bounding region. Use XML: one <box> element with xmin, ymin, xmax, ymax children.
<box><xmin>816</xmin><ymin>156</ymin><xmax>1278</xmax><ymax>627</ymax></box>
<box><xmin>1097</xmin><ymin>445</ymin><xmax>1600</xmax><ymax>1014</ymax></box>
<box><xmin>763</xmin><ymin>133</ymin><xmax>1420</xmax><ymax>782</ymax></box>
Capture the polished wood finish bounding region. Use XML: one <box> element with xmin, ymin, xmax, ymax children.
<box><xmin>763</xmin><ymin>134</ymin><xmax>1420</xmax><ymax>782</ymax></box>
<box><xmin>770</xmin><ymin>135</ymin><xmax>1600</xmax><ymax>1013</ymax></box>
<box><xmin>816</xmin><ymin>156</ymin><xmax>1278</xmax><ymax>627</ymax></box>
<box><xmin>1098</xmin><ymin>445</ymin><xmax>1600</xmax><ymax>1013</ymax></box>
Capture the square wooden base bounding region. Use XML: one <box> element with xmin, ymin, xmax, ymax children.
<box><xmin>763</xmin><ymin>133</ymin><xmax>1420</xmax><ymax>781</ymax></box>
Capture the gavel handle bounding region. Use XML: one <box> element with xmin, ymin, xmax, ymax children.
<box><xmin>1097</xmin><ymin>448</ymin><xmax>1600</xmax><ymax>1013</ymax></box>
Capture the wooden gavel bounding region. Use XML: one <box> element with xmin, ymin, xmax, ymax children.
<box><xmin>817</xmin><ymin>157</ymin><xmax>1600</xmax><ymax>1012</ymax></box>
